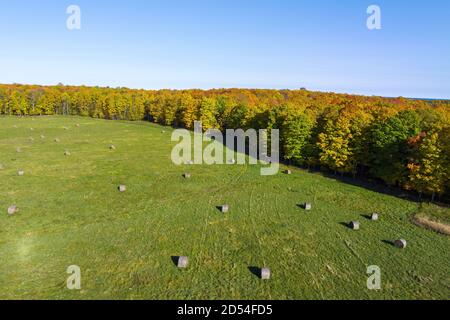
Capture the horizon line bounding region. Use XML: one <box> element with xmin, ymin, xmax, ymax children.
<box><xmin>1</xmin><ymin>82</ymin><xmax>449</xmax><ymax>102</ymax></box>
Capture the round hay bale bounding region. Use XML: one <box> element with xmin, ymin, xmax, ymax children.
<box><xmin>54</xmin><ymin>138</ymin><xmax>60</xmax><ymax>143</ymax></box>
<box><xmin>221</xmin><ymin>204</ymin><xmax>229</xmax><ymax>213</ymax></box>
<box><xmin>183</xmin><ymin>173</ymin><xmax>191</xmax><ymax>179</ymax></box>
<box><xmin>109</xmin><ymin>145</ymin><xmax>116</xmax><ymax>150</ymax></box>
<box><xmin>76</xmin><ymin>124</ymin><xmax>80</xmax><ymax>127</ymax></box>
<box><xmin>118</xmin><ymin>185</ymin><xmax>127</xmax><ymax>193</ymax></box>
<box><xmin>349</xmin><ymin>221</ymin><xmax>360</xmax><ymax>230</ymax></box>
<box><xmin>18</xmin><ymin>170</ymin><xmax>25</xmax><ymax>176</ymax></box>
<box><xmin>371</xmin><ymin>213</ymin><xmax>379</xmax><ymax>221</ymax></box>
<box><xmin>304</xmin><ymin>203</ymin><xmax>312</xmax><ymax>211</ymax></box>
<box><xmin>177</xmin><ymin>256</ymin><xmax>189</xmax><ymax>268</ymax></box>
<box><xmin>394</xmin><ymin>239</ymin><xmax>407</xmax><ymax>249</ymax></box>
<box><xmin>261</xmin><ymin>268</ymin><xmax>271</xmax><ymax>280</ymax></box>
<box><xmin>40</xmin><ymin>135</ymin><xmax>45</xmax><ymax>139</ymax></box>
<box><xmin>7</xmin><ymin>205</ymin><xmax>18</xmax><ymax>215</ymax></box>
<box><xmin>64</xmin><ymin>151</ymin><xmax>71</xmax><ymax>156</ymax></box>
<box><xmin>284</xmin><ymin>169</ymin><xmax>292</xmax><ymax>175</ymax></box>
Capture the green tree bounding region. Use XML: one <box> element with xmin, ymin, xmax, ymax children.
<box><xmin>198</xmin><ymin>97</ymin><xmax>218</xmax><ymax>130</ymax></box>
<box><xmin>368</xmin><ymin>110</ymin><xmax>422</xmax><ymax>186</ymax></box>
<box><xmin>317</xmin><ymin>108</ymin><xmax>355</xmax><ymax>174</ymax></box>
<box><xmin>282</xmin><ymin>114</ymin><xmax>313</xmax><ymax>165</ymax></box>
<box><xmin>407</xmin><ymin>132</ymin><xmax>446</xmax><ymax>201</ymax></box>
<box><xmin>179</xmin><ymin>93</ymin><xmax>198</xmax><ymax>129</ymax></box>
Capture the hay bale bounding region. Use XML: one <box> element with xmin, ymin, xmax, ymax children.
<box><xmin>63</xmin><ymin>127</ymin><xmax>69</xmax><ymax>130</ymax></box>
<box><xmin>284</xmin><ymin>169</ymin><xmax>292</xmax><ymax>175</ymax></box>
<box><xmin>40</xmin><ymin>135</ymin><xmax>45</xmax><ymax>139</ymax></box>
<box><xmin>349</xmin><ymin>221</ymin><xmax>360</xmax><ymax>230</ymax></box>
<box><xmin>118</xmin><ymin>185</ymin><xmax>127</xmax><ymax>193</ymax></box>
<box><xmin>7</xmin><ymin>205</ymin><xmax>18</xmax><ymax>215</ymax></box>
<box><xmin>177</xmin><ymin>256</ymin><xmax>189</xmax><ymax>268</ymax></box>
<box><xmin>109</xmin><ymin>145</ymin><xmax>116</xmax><ymax>150</ymax></box>
<box><xmin>64</xmin><ymin>151</ymin><xmax>71</xmax><ymax>156</ymax></box>
<box><xmin>304</xmin><ymin>203</ymin><xmax>312</xmax><ymax>211</ymax></box>
<box><xmin>16</xmin><ymin>147</ymin><xmax>22</xmax><ymax>153</ymax></box>
<box><xmin>30</xmin><ymin>128</ymin><xmax>34</xmax><ymax>131</ymax></box>
<box><xmin>371</xmin><ymin>213</ymin><xmax>379</xmax><ymax>221</ymax></box>
<box><xmin>18</xmin><ymin>170</ymin><xmax>25</xmax><ymax>176</ymax></box>
<box><xmin>394</xmin><ymin>239</ymin><xmax>407</xmax><ymax>249</ymax></box>
<box><xmin>261</xmin><ymin>268</ymin><xmax>271</xmax><ymax>280</ymax></box>
<box><xmin>220</xmin><ymin>204</ymin><xmax>229</xmax><ymax>213</ymax></box>
<box><xmin>76</xmin><ymin>124</ymin><xmax>80</xmax><ymax>127</ymax></box>
<box><xmin>183</xmin><ymin>173</ymin><xmax>191</xmax><ymax>179</ymax></box>
<box><xmin>54</xmin><ymin>138</ymin><xmax>60</xmax><ymax>143</ymax></box>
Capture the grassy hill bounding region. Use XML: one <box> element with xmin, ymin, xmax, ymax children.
<box><xmin>0</xmin><ymin>116</ymin><xmax>448</xmax><ymax>300</ymax></box>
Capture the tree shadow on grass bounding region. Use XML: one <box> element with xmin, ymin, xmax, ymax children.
<box><xmin>304</xmin><ymin>167</ymin><xmax>448</xmax><ymax>205</ymax></box>
<box><xmin>248</xmin><ymin>266</ymin><xmax>262</xmax><ymax>279</ymax></box>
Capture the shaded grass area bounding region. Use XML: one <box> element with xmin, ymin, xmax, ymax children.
<box><xmin>0</xmin><ymin>116</ymin><xmax>449</xmax><ymax>300</ymax></box>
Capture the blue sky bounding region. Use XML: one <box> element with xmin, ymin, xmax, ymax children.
<box><xmin>0</xmin><ymin>0</ymin><xmax>449</xmax><ymax>98</ymax></box>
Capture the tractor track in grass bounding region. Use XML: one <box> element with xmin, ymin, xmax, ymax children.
<box><xmin>247</xmin><ymin>185</ymin><xmax>273</xmax><ymax>299</ymax></box>
<box><xmin>269</xmin><ymin>189</ymin><xmax>298</xmax><ymax>287</ymax></box>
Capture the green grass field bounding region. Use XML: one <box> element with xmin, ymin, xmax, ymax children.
<box><xmin>0</xmin><ymin>116</ymin><xmax>449</xmax><ymax>300</ymax></box>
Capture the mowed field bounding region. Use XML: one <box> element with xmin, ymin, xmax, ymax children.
<box><xmin>0</xmin><ymin>116</ymin><xmax>448</xmax><ymax>300</ymax></box>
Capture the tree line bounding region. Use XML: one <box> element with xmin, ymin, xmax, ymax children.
<box><xmin>1</xmin><ymin>83</ymin><xmax>449</xmax><ymax>202</ymax></box>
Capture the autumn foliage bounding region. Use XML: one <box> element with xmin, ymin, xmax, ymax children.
<box><xmin>1</xmin><ymin>84</ymin><xmax>449</xmax><ymax>201</ymax></box>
